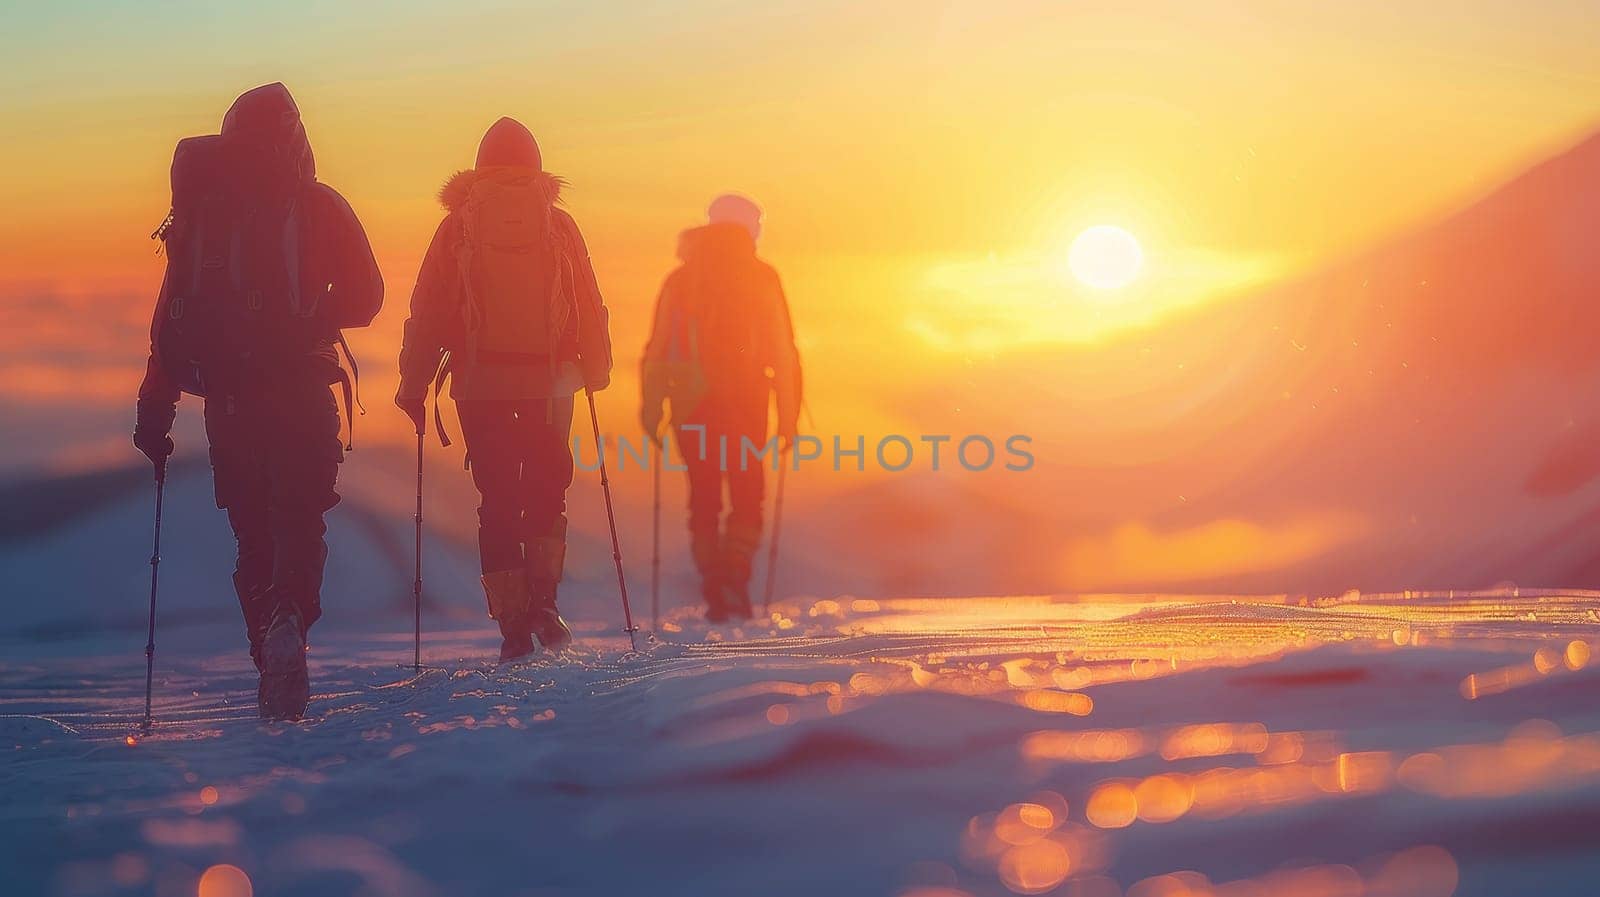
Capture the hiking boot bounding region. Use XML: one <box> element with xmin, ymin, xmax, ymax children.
<box><xmin>718</xmin><ymin>582</ymin><xmax>754</xmax><ymax>621</ymax></box>
<box><xmin>704</xmin><ymin>573</ymin><xmax>751</xmax><ymax>622</ymax></box>
<box><xmin>257</xmin><ymin>604</ymin><xmax>309</xmax><ymax>721</ymax></box>
<box><xmin>700</xmin><ymin>563</ymin><xmax>726</xmax><ymax>622</ymax></box>
<box><xmin>528</xmin><ymin>582</ymin><xmax>573</xmax><ymax>651</ymax></box>
<box><xmin>498</xmin><ymin>628</ymin><xmax>536</xmax><ymax>663</ymax></box>
<box><xmin>526</xmin><ymin>522</ymin><xmax>572</xmax><ymax>651</ymax></box>
<box><xmin>482</xmin><ymin>568</ymin><xmax>535</xmax><ymax>662</ymax></box>
<box><xmin>711</xmin><ymin>521</ymin><xmax>760</xmax><ymax>623</ymax></box>
<box><xmin>233</xmin><ymin>571</ymin><xmax>272</xmax><ymax>673</ymax></box>
<box><xmin>690</xmin><ymin>529</ymin><xmax>720</xmax><ymax>579</ymax></box>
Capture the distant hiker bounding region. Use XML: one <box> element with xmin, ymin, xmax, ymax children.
<box><xmin>640</xmin><ymin>194</ymin><xmax>802</xmax><ymax>621</ymax></box>
<box><xmin>133</xmin><ymin>83</ymin><xmax>384</xmax><ymax>720</ymax></box>
<box><xmin>395</xmin><ymin>118</ymin><xmax>613</xmax><ymax>662</ymax></box>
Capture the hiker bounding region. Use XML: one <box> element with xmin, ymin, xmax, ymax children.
<box><xmin>640</xmin><ymin>194</ymin><xmax>802</xmax><ymax>621</ymax></box>
<box><xmin>132</xmin><ymin>83</ymin><xmax>383</xmax><ymax>720</ymax></box>
<box><xmin>395</xmin><ymin>117</ymin><xmax>613</xmax><ymax>662</ymax></box>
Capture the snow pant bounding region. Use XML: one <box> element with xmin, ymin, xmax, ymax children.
<box><xmin>676</xmin><ymin>398</ymin><xmax>770</xmax><ymax>588</ymax></box>
<box><xmin>456</xmin><ymin>397</ymin><xmax>575</xmax><ymax>579</ymax></box>
<box><xmin>203</xmin><ymin>373</ymin><xmax>343</xmax><ymax>665</ymax></box>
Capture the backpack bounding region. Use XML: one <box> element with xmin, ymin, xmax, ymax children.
<box><xmin>660</xmin><ymin>222</ymin><xmax>769</xmax><ymax>413</ymax></box>
<box><xmin>151</xmin><ymin>134</ymin><xmax>331</xmax><ymax>397</ymax></box>
<box><xmin>657</xmin><ymin>300</ymin><xmax>710</xmax><ymax>415</ymax></box>
<box><xmin>454</xmin><ymin>170</ymin><xmax>575</xmax><ymax>368</ymax></box>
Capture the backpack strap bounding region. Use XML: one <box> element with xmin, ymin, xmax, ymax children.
<box><xmin>333</xmin><ymin>333</ymin><xmax>367</xmax><ymax>451</ymax></box>
<box><xmin>431</xmin><ymin>350</ymin><xmax>454</xmax><ymax>449</ymax></box>
<box><xmin>454</xmin><ymin>192</ymin><xmax>483</xmax><ymax>364</ymax></box>
<box><xmin>333</xmin><ymin>366</ymin><xmax>356</xmax><ymax>452</ymax></box>
<box><xmin>544</xmin><ymin>247</ymin><xmax>564</xmax><ymax>426</ymax></box>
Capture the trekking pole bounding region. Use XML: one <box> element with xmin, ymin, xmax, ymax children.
<box><xmin>762</xmin><ymin>450</ymin><xmax>789</xmax><ymax>617</ymax></box>
<box><xmin>651</xmin><ymin>436</ymin><xmax>661</xmax><ymax>632</ymax></box>
<box><xmin>141</xmin><ymin>459</ymin><xmax>168</xmax><ymax>733</ymax></box>
<box><xmin>586</xmin><ymin>388</ymin><xmax>639</xmax><ymax>651</ymax></box>
<box><xmin>413</xmin><ymin>428</ymin><xmax>424</xmax><ymax>673</ymax></box>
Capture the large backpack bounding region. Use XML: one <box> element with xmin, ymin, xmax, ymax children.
<box><xmin>152</xmin><ymin>134</ymin><xmax>331</xmax><ymax>397</ymax></box>
<box><xmin>454</xmin><ymin>170</ymin><xmax>574</xmax><ymax>368</ymax></box>
<box><xmin>655</xmin><ymin>292</ymin><xmax>710</xmax><ymax>416</ymax></box>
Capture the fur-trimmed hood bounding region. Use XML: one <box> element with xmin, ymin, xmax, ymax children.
<box><xmin>438</xmin><ymin>168</ymin><xmax>564</xmax><ymax>211</ymax></box>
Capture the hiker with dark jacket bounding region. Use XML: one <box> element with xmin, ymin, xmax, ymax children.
<box><xmin>395</xmin><ymin>117</ymin><xmax>613</xmax><ymax>662</ymax></box>
<box><xmin>641</xmin><ymin>194</ymin><xmax>801</xmax><ymax>621</ymax></box>
<box><xmin>133</xmin><ymin>83</ymin><xmax>383</xmax><ymax>720</ymax></box>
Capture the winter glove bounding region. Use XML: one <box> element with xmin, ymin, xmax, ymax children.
<box><xmin>640</xmin><ymin>403</ymin><xmax>664</xmax><ymax>446</ymax></box>
<box><xmin>580</xmin><ymin>349</ymin><xmax>611</xmax><ymax>394</ymax></box>
<box><xmin>133</xmin><ymin>394</ymin><xmax>178</xmax><ymax>475</ymax></box>
<box><xmin>132</xmin><ymin>428</ymin><xmax>174</xmax><ymax>472</ymax></box>
<box><xmin>395</xmin><ymin>393</ymin><xmax>426</xmax><ymax>436</ymax></box>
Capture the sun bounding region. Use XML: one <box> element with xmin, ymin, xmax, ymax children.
<box><xmin>1067</xmin><ymin>225</ymin><xmax>1144</xmax><ymax>290</ymax></box>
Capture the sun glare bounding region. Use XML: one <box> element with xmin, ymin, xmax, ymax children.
<box><xmin>1068</xmin><ymin>225</ymin><xmax>1144</xmax><ymax>290</ymax></box>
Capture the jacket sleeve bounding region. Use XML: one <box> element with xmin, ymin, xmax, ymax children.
<box><xmin>765</xmin><ymin>268</ymin><xmax>802</xmax><ymax>436</ymax></box>
<box><xmin>396</xmin><ymin>217</ymin><xmax>460</xmax><ymax>403</ymax></box>
<box><xmin>639</xmin><ymin>272</ymin><xmax>679</xmax><ymax>425</ymax></box>
<box><xmin>314</xmin><ymin>184</ymin><xmax>384</xmax><ymax>329</ymax></box>
<box><xmin>558</xmin><ymin>212</ymin><xmax>613</xmax><ymax>388</ymax></box>
<box><xmin>136</xmin><ymin>270</ymin><xmax>181</xmax><ymax>436</ymax></box>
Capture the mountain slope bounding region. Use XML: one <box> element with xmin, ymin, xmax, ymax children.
<box><xmin>865</xmin><ymin>126</ymin><xmax>1600</xmax><ymax>593</ymax></box>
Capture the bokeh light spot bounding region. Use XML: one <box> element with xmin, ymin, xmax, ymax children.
<box><xmin>197</xmin><ymin>864</ymin><xmax>252</xmax><ymax>897</ymax></box>
<box><xmin>1085</xmin><ymin>782</ymin><xmax>1138</xmax><ymax>829</ymax></box>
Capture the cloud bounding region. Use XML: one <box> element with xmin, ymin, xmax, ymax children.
<box><xmin>911</xmin><ymin>245</ymin><xmax>1281</xmax><ymax>352</ymax></box>
<box><xmin>1062</xmin><ymin>513</ymin><xmax>1368</xmax><ymax>589</ymax></box>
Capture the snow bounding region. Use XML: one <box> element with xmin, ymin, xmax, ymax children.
<box><xmin>5</xmin><ymin>572</ymin><xmax>1600</xmax><ymax>896</ymax></box>
<box><xmin>4</xmin><ymin>462</ymin><xmax>1600</xmax><ymax>896</ymax></box>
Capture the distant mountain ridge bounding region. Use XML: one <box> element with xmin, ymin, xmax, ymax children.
<box><xmin>864</xmin><ymin>124</ymin><xmax>1600</xmax><ymax>593</ymax></box>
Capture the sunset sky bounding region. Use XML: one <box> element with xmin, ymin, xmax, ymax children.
<box><xmin>6</xmin><ymin>2</ymin><xmax>1598</xmax><ymax>309</ymax></box>
<box><xmin>3</xmin><ymin>1</ymin><xmax>1600</xmax><ymax>590</ymax></box>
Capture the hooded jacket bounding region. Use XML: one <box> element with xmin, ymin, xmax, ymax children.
<box><xmin>396</xmin><ymin>119</ymin><xmax>611</xmax><ymax>405</ymax></box>
<box><xmin>640</xmin><ymin>221</ymin><xmax>801</xmax><ymax>435</ymax></box>
<box><xmin>137</xmin><ymin>83</ymin><xmax>383</xmax><ymax>423</ymax></box>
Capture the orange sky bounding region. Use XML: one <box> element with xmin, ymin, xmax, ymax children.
<box><xmin>2</xmin><ymin>2</ymin><xmax>1600</xmax><ymax>592</ymax></box>
<box><xmin>0</xmin><ymin>0</ymin><xmax>1596</xmax><ymax>466</ymax></box>
<box><xmin>6</xmin><ymin>3</ymin><xmax>1598</xmax><ymax>304</ymax></box>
